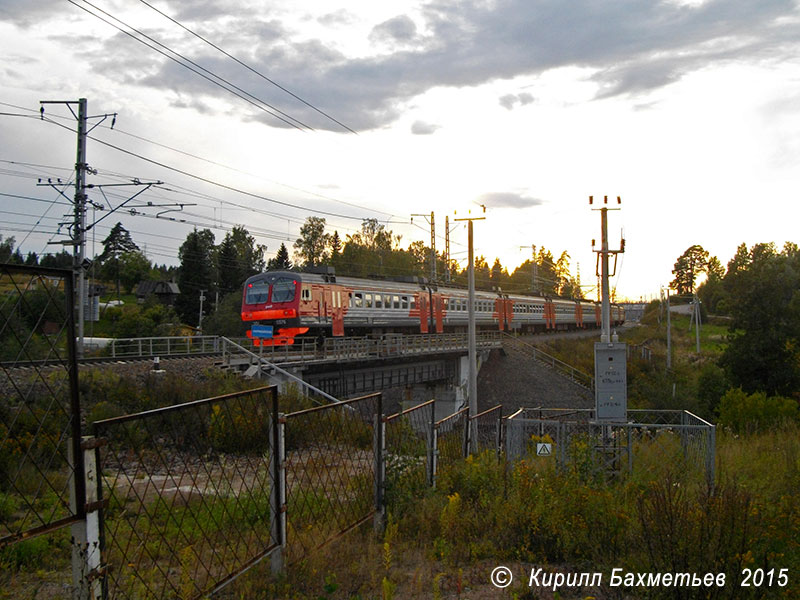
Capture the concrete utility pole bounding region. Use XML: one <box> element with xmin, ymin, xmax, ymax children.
<box><xmin>40</xmin><ymin>99</ymin><xmax>157</xmax><ymax>357</ymax></box>
<box><xmin>445</xmin><ymin>215</ymin><xmax>450</xmax><ymax>283</ymax></box>
<box><xmin>40</xmin><ymin>99</ymin><xmax>88</xmax><ymax>356</ymax></box>
<box><xmin>455</xmin><ymin>210</ymin><xmax>485</xmax><ymax>452</ymax></box>
<box><xmin>693</xmin><ymin>292</ymin><xmax>701</xmax><ymax>353</ymax></box>
<box><xmin>411</xmin><ymin>212</ymin><xmax>436</xmax><ymax>282</ymax></box>
<box><xmin>665</xmin><ymin>288</ymin><xmax>672</xmax><ymax>370</ymax></box>
<box><xmin>198</xmin><ymin>289</ymin><xmax>207</xmax><ymax>332</ymax></box>
<box><xmin>519</xmin><ymin>245</ymin><xmax>537</xmax><ymax>292</ymax></box>
<box><xmin>590</xmin><ymin>195</ymin><xmax>626</xmax><ymax>421</ymax></box>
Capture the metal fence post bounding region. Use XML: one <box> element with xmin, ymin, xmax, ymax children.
<box><xmin>270</xmin><ymin>387</ymin><xmax>286</xmax><ymax>573</ymax></box>
<box><xmin>70</xmin><ymin>437</ymin><xmax>104</xmax><ymax>600</ymax></box>
<box><xmin>427</xmin><ymin>402</ymin><xmax>436</xmax><ymax>487</ymax></box>
<box><xmin>707</xmin><ymin>425</ymin><xmax>716</xmax><ymax>493</ymax></box>
<box><xmin>462</xmin><ymin>413</ymin><xmax>471</xmax><ymax>458</ymax></box>
<box><xmin>431</xmin><ymin>425</ymin><xmax>439</xmax><ymax>489</ymax></box>
<box><xmin>495</xmin><ymin>409</ymin><xmax>503</xmax><ymax>460</ymax></box>
<box><xmin>374</xmin><ymin>393</ymin><xmax>385</xmax><ymax>534</ymax></box>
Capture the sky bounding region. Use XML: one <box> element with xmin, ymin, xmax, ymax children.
<box><xmin>1</xmin><ymin>0</ymin><xmax>799</xmax><ymax>301</ymax></box>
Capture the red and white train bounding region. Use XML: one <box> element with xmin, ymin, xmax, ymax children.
<box><xmin>241</xmin><ymin>268</ymin><xmax>625</xmax><ymax>346</ymax></box>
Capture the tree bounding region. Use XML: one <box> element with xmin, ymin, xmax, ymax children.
<box><xmin>217</xmin><ymin>226</ymin><xmax>266</xmax><ymax>294</ymax></box>
<box><xmin>200</xmin><ymin>291</ymin><xmax>248</xmax><ymax>337</ymax></box>
<box><xmin>0</xmin><ymin>235</ymin><xmax>15</xmax><ymax>263</ymax></box>
<box><xmin>329</xmin><ymin>231</ymin><xmax>342</xmax><ymax>267</ymax></box>
<box><xmin>338</xmin><ymin>219</ymin><xmax>396</xmax><ymax>277</ymax></box>
<box><xmin>293</xmin><ymin>217</ymin><xmax>330</xmax><ymax>267</ymax></box>
<box><xmin>670</xmin><ymin>245</ymin><xmax>709</xmax><ymax>295</ymax></box>
<box><xmin>490</xmin><ymin>258</ymin><xmax>510</xmax><ymax>289</ymax></box>
<box><xmin>99</xmin><ymin>223</ymin><xmax>141</xmax><ymax>298</ymax></box>
<box><xmin>536</xmin><ymin>247</ymin><xmax>557</xmax><ymax>295</ymax></box>
<box><xmin>175</xmin><ymin>229</ymin><xmax>216</xmax><ymax>327</ymax></box>
<box><xmin>40</xmin><ymin>251</ymin><xmax>72</xmax><ymax>269</ymax></box>
<box><xmin>697</xmin><ymin>255</ymin><xmax>725</xmax><ymax>314</ymax></box>
<box><xmin>267</xmin><ymin>243</ymin><xmax>292</xmax><ymax>270</ymax></box>
<box><xmin>118</xmin><ymin>251</ymin><xmax>152</xmax><ymax>293</ymax></box>
<box><xmin>719</xmin><ymin>242</ymin><xmax>800</xmax><ymax>396</ymax></box>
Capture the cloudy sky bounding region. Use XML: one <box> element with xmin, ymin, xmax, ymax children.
<box><xmin>2</xmin><ymin>0</ymin><xmax>799</xmax><ymax>300</ymax></box>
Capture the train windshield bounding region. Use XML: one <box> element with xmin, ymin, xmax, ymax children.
<box><xmin>245</xmin><ymin>281</ymin><xmax>270</xmax><ymax>304</ymax></box>
<box><xmin>245</xmin><ymin>276</ymin><xmax>296</xmax><ymax>305</ymax></box>
<box><xmin>271</xmin><ymin>277</ymin><xmax>296</xmax><ymax>303</ymax></box>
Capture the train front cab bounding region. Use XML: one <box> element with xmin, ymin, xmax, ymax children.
<box><xmin>241</xmin><ymin>272</ymin><xmax>308</xmax><ymax>345</ymax></box>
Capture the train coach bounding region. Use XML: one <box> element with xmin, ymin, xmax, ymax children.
<box><xmin>241</xmin><ymin>268</ymin><xmax>624</xmax><ymax>346</ymax></box>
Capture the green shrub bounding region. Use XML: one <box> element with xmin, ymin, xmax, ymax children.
<box><xmin>718</xmin><ymin>388</ymin><xmax>798</xmax><ymax>433</ymax></box>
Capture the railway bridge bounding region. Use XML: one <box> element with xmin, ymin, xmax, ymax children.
<box><xmin>99</xmin><ymin>330</ymin><xmax>594</xmax><ymax>416</ymax></box>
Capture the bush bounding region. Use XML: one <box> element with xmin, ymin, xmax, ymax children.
<box><xmin>718</xmin><ymin>388</ymin><xmax>798</xmax><ymax>433</ymax></box>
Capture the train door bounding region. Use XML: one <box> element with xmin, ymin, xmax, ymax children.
<box><xmin>323</xmin><ymin>287</ymin><xmax>332</xmax><ymax>323</ymax></box>
<box><xmin>433</xmin><ymin>294</ymin><xmax>444</xmax><ymax>333</ymax></box>
<box><xmin>331</xmin><ymin>288</ymin><xmax>344</xmax><ymax>336</ymax></box>
<box><xmin>494</xmin><ymin>297</ymin><xmax>505</xmax><ymax>331</ymax></box>
<box><xmin>575</xmin><ymin>301</ymin><xmax>583</xmax><ymax>328</ymax></box>
<box><xmin>418</xmin><ymin>293</ymin><xmax>429</xmax><ymax>333</ymax></box>
<box><xmin>545</xmin><ymin>299</ymin><xmax>555</xmax><ymax>330</ymax></box>
<box><xmin>505</xmin><ymin>297</ymin><xmax>514</xmax><ymax>331</ymax></box>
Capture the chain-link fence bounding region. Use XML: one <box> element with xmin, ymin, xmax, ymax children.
<box><xmin>93</xmin><ymin>386</ymin><xmax>281</xmax><ymax>599</ymax></box>
<box><xmin>505</xmin><ymin>408</ymin><xmax>716</xmax><ymax>485</ymax></box>
<box><xmin>0</xmin><ymin>265</ymin><xmax>81</xmax><ymax>580</ymax></box>
<box><xmin>282</xmin><ymin>392</ymin><xmax>381</xmax><ymax>561</ymax></box>
<box><xmin>384</xmin><ymin>400</ymin><xmax>434</xmax><ymax>499</ymax></box>
<box><xmin>470</xmin><ymin>405</ymin><xmax>502</xmax><ymax>455</ymax></box>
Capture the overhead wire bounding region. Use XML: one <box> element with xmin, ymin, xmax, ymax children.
<box><xmin>1</xmin><ymin>101</ymin><xmax>395</xmax><ymax>225</ymax></box>
<box><xmin>135</xmin><ymin>0</ymin><xmax>358</xmax><ymax>135</ymax></box>
<box><xmin>66</xmin><ymin>0</ymin><xmax>312</xmax><ymax>131</ymax></box>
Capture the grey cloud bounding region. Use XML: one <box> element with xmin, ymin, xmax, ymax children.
<box><xmin>411</xmin><ymin>120</ymin><xmax>440</xmax><ymax>134</ymax></box>
<box><xmin>318</xmin><ymin>10</ymin><xmax>355</xmax><ymax>27</ymax></box>
<box><xmin>370</xmin><ymin>15</ymin><xmax>418</xmax><ymax>44</ymax></box>
<box><xmin>65</xmin><ymin>0</ymin><xmax>800</xmax><ymax>132</ymax></box>
<box><xmin>477</xmin><ymin>192</ymin><xmax>543</xmax><ymax>209</ymax></box>
<box><xmin>0</xmin><ymin>0</ymin><xmax>62</xmax><ymax>27</ymax></box>
<box><xmin>499</xmin><ymin>92</ymin><xmax>535</xmax><ymax>110</ymax></box>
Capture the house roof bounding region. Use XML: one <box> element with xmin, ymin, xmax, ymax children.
<box><xmin>135</xmin><ymin>280</ymin><xmax>181</xmax><ymax>296</ymax></box>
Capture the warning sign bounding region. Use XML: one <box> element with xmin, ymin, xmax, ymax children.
<box><xmin>536</xmin><ymin>443</ymin><xmax>552</xmax><ymax>457</ymax></box>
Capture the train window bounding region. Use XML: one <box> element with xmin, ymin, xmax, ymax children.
<box><xmin>401</xmin><ymin>296</ymin><xmax>409</xmax><ymax>309</ymax></box>
<box><xmin>374</xmin><ymin>295</ymin><xmax>382</xmax><ymax>309</ymax></box>
<box><xmin>301</xmin><ymin>287</ymin><xmax>311</xmax><ymax>301</ymax></box>
<box><xmin>365</xmin><ymin>293</ymin><xmax>373</xmax><ymax>308</ymax></box>
<box><xmin>353</xmin><ymin>293</ymin><xmax>363</xmax><ymax>308</ymax></box>
<box><xmin>271</xmin><ymin>278</ymin><xmax>296</xmax><ymax>303</ymax></box>
<box><xmin>385</xmin><ymin>295</ymin><xmax>393</xmax><ymax>308</ymax></box>
<box><xmin>245</xmin><ymin>280</ymin><xmax>270</xmax><ymax>304</ymax></box>
<box><xmin>410</xmin><ymin>297</ymin><xmax>416</xmax><ymax>310</ymax></box>
<box><xmin>393</xmin><ymin>295</ymin><xmax>400</xmax><ymax>309</ymax></box>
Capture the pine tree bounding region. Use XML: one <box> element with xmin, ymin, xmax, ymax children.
<box><xmin>175</xmin><ymin>229</ymin><xmax>216</xmax><ymax>327</ymax></box>
<box><xmin>268</xmin><ymin>243</ymin><xmax>292</xmax><ymax>270</ymax></box>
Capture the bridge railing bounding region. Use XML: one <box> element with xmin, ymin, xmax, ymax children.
<box><xmin>323</xmin><ymin>331</ymin><xmax>502</xmax><ymax>361</ymax></box>
<box><xmin>108</xmin><ymin>335</ymin><xmax>221</xmax><ymax>357</ymax></box>
<box><xmin>105</xmin><ymin>331</ymin><xmax>503</xmax><ymax>362</ymax></box>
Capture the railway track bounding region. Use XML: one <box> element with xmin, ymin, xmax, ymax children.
<box><xmin>0</xmin><ymin>352</ymin><xmax>223</xmax><ymax>371</ymax></box>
